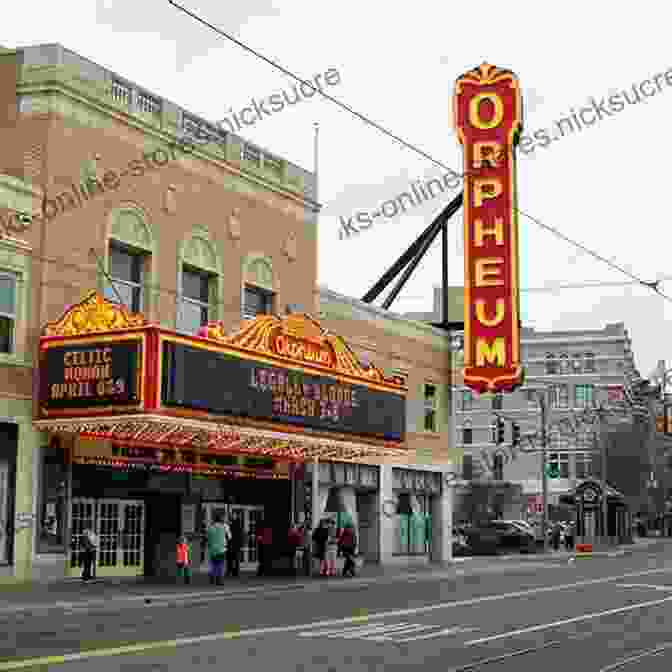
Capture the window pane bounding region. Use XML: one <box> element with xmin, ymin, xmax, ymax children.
<box><xmin>109</xmin><ymin>246</ymin><xmax>142</xmax><ymax>284</ymax></box>
<box><xmin>0</xmin><ymin>274</ymin><xmax>16</xmax><ymax>316</ymax></box>
<box><xmin>244</xmin><ymin>286</ymin><xmax>273</xmax><ymax>317</ymax></box>
<box><xmin>0</xmin><ymin>316</ymin><xmax>13</xmax><ymax>353</ymax></box>
<box><xmin>37</xmin><ymin>446</ymin><xmax>67</xmax><ymax>553</ymax></box>
<box><xmin>183</xmin><ymin>268</ymin><xmax>209</xmax><ymax>303</ymax></box>
<box><xmin>178</xmin><ymin>300</ymin><xmax>206</xmax><ymax>334</ymax></box>
<box><xmin>105</xmin><ymin>282</ymin><xmax>141</xmax><ymax>312</ymax></box>
<box><xmin>424</xmin><ymin>410</ymin><xmax>436</xmax><ymax>432</ymax></box>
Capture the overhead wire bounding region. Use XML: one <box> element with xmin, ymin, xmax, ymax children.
<box><xmin>165</xmin><ymin>0</ymin><xmax>672</xmax><ymax>304</ymax></box>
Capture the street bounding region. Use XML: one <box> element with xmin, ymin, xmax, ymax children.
<box><xmin>3</xmin><ymin>544</ymin><xmax>672</xmax><ymax>670</ymax></box>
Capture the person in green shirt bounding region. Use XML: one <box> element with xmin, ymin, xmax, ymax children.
<box><xmin>207</xmin><ymin>513</ymin><xmax>231</xmax><ymax>585</ymax></box>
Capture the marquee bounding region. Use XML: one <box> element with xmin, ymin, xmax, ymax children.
<box><xmin>35</xmin><ymin>291</ymin><xmax>408</xmax><ymax>463</ymax></box>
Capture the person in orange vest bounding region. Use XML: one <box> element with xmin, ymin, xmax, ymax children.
<box><xmin>176</xmin><ymin>535</ymin><xmax>191</xmax><ymax>585</ymax></box>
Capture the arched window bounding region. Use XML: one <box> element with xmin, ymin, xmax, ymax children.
<box><xmin>243</xmin><ymin>254</ymin><xmax>275</xmax><ymax>318</ymax></box>
<box><xmin>559</xmin><ymin>353</ymin><xmax>569</xmax><ymax>373</ymax></box>
<box><xmin>584</xmin><ymin>352</ymin><xmax>596</xmax><ymax>373</ymax></box>
<box><xmin>177</xmin><ymin>227</ymin><xmax>222</xmax><ymax>334</ymax></box>
<box><xmin>572</xmin><ymin>353</ymin><xmax>583</xmax><ymax>373</ymax></box>
<box><xmin>104</xmin><ymin>207</ymin><xmax>154</xmax><ymax>314</ymax></box>
<box><xmin>462</xmin><ymin>419</ymin><xmax>473</xmax><ymax>445</ymax></box>
<box><xmin>545</xmin><ymin>353</ymin><xmax>557</xmax><ymax>375</ymax></box>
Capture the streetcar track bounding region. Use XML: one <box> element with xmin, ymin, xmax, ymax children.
<box><xmin>598</xmin><ymin>640</ymin><xmax>672</xmax><ymax>670</ymax></box>
<box><xmin>447</xmin><ymin>632</ymin><xmax>594</xmax><ymax>671</ymax></box>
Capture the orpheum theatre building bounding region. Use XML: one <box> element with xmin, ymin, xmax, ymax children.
<box><xmin>34</xmin><ymin>292</ymin><xmax>433</xmax><ymax>578</ymax></box>
<box><xmin>0</xmin><ymin>43</ymin><xmax>455</xmax><ymax>582</ymax></box>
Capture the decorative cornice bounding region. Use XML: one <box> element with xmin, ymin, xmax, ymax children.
<box><xmin>201</xmin><ymin>312</ymin><xmax>404</xmax><ymax>389</ymax></box>
<box><xmin>42</xmin><ymin>290</ymin><xmax>147</xmax><ymax>337</ymax></box>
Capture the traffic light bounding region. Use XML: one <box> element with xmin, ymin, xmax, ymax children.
<box><xmin>511</xmin><ymin>422</ymin><xmax>521</xmax><ymax>447</ymax></box>
<box><xmin>546</xmin><ymin>463</ymin><xmax>560</xmax><ymax>479</ymax></box>
<box><xmin>496</xmin><ymin>417</ymin><xmax>505</xmax><ymax>445</ymax></box>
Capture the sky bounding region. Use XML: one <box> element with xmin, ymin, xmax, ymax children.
<box><xmin>5</xmin><ymin>0</ymin><xmax>672</xmax><ymax>379</ymax></box>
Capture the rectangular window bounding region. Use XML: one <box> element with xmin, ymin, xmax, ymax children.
<box><xmin>461</xmin><ymin>390</ymin><xmax>473</xmax><ymax>412</ymax></box>
<box><xmin>545</xmin><ymin>355</ymin><xmax>558</xmax><ymax>375</ymax></box>
<box><xmin>178</xmin><ymin>266</ymin><xmax>212</xmax><ymax>334</ymax></box>
<box><xmin>37</xmin><ymin>443</ymin><xmax>67</xmax><ymax>553</ymax></box>
<box><xmin>575</xmin><ymin>384</ymin><xmax>595</xmax><ymax>408</ymax></box>
<box><xmin>424</xmin><ymin>384</ymin><xmax>437</xmax><ymax>432</ymax></box>
<box><xmin>575</xmin><ymin>452</ymin><xmax>593</xmax><ymax>479</ymax></box>
<box><xmin>462</xmin><ymin>454</ymin><xmax>473</xmax><ymax>481</ymax></box>
<box><xmin>550</xmin><ymin>384</ymin><xmax>569</xmax><ymax>408</ymax></box>
<box><xmin>243</xmin><ymin>285</ymin><xmax>274</xmax><ymax>319</ymax></box>
<box><xmin>549</xmin><ymin>452</ymin><xmax>570</xmax><ymax>479</ymax></box>
<box><xmin>105</xmin><ymin>243</ymin><xmax>144</xmax><ymax>313</ymax></box>
<box><xmin>394</xmin><ymin>493</ymin><xmax>431</xmax><ymax>556</ymax></box>
<box><xmin>0</xmin><ymin>272</ymin><xmax>17</xmax><ymax>354</ymax></box>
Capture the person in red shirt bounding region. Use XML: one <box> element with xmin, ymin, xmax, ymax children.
<box><xmin>176</xmin><ymin>535</ymin><xmax>191</xmax><ymax>584</ymax></box>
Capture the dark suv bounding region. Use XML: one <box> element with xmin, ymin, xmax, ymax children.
<box><xmin>464</xmin><ymin>521</ymin><xmax>536</xmax><ymax>555</ymax></box>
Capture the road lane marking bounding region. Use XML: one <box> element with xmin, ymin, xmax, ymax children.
<box><xmin>3</xmin><ymin>565</ymin><xmax>672</xmax><ymax>669</ymax></box>
<box><xmin>464</xmin><ymin>594</ymin><xmax>672</xmax><ymax>646</ymax></box>
<box><xmin>299</xmin><ymin>621</ymin><xmax>475</xmax><ymax>643</ymax></box>
<box><xmin>619</xmin><ymin>583</ymin><xmax>672</xmax><ymax>591</ymax></box>
<box><xmin>395</xmin><ymin>626</ymin><xmax>478</xmax><ymax>643</ymax></box>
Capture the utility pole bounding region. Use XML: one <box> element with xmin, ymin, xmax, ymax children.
<box><xmin>597</xmin><ymin>406</ymin><xmax>609</xmax><ymax>545</ymax></box>
<box><xmin>540</xmin><ymin>391</ymin><xmax>549</xmax><ymax>553</ymax></box>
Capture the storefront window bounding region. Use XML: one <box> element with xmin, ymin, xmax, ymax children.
<box><xmin>37</xmin><ymin>442</ymin><xmax>68</xmax><ymax>553</ymax></box>
<box><xmin>395</xmin><ymin>493</ymin><xmax>431</xmax><ymax>555</ymax></box>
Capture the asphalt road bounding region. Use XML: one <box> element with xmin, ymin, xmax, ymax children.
<box><xmin>3</xmin><ymin>547</ymin><xmax>672</xmax><ymax>671</ymax></box>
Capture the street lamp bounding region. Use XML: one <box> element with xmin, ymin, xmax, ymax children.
<box><xmin>448</xmin><ymin>332</ymin><xmax>464</xmax><ymax>483</ymax></box>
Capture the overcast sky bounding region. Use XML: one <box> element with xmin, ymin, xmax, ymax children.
<box><xmin>6</xmin><ymin>0</ymin><xmax>672</xmax><ymax>379</ymax></box>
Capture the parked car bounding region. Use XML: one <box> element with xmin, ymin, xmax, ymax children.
<box><xmin>452</xmin><ymin>527</ymin><xmax>470</xmax><ymax>556</ymax></box>
<box><xmin>464</xmin><ymin>521</ymin><xmax>536</xmax><ymax>555</ymax></box>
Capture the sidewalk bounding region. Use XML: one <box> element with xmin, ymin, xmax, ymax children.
<box><xmin>1</xmin><ymin>537</ymin><xmax>669</xmax><ymax>613</ymax></box>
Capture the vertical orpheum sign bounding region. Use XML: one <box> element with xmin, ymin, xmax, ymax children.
<box><xmin>454</xmin><ymin>62</ymin><xmax>524</xmax><ymax>394</ymax></box>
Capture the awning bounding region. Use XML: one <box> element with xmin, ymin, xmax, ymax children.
<box><xmin>35</xmin><ymin>291</ymin><xmax>410</xmax><ymax>462</ymax></box>
<box><xmin>33</xmin><ymin>413</ymin><xmax>404</xmax><ymax>462</ymax></box>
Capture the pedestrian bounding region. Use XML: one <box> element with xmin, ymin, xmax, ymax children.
<box><xmin>312</xmin><ymin>519</ymin><xmax>328</xmax><ymax>576</ymax></box>
<box><xmin>207</xmin><ymin>513</ymin><xmax>231</xmax><ymax>586</ymax></box>
<box><xmin>176</xmin><ymin>535</ymin><xmax>191</xmax><ymax>585</ymax></box>
<box><xmin>256</xmin><ymin>518</ymin><xmax>273</xmax><ymax>576</ymax></box>
<box><xmin>287</xmin><ymin>524</ymin><xmax>303</xmax><ymax>575</ymax></box>
<box><xmin>564</xmin><ymin>522</ymin><xmax>574</xmax><ymax>551</ymax></box>
<box><xmin>326</xmin><ymin>519</ymin><xmax>339</xmax><ymax>577</ymax></box>
<box><xmin>80</xmin><ymin>527</ymin><xmax>98</xmax><ymax>582</ymax></box>
<box><xmin>301</xmin><ymin>521</ymin><xmax>312</xmax><ymax>576</ymax></box>
<box><xmin>550</xmin><ymin>522</ymin><xmax>562</xmax><ymax>551</ymax></box>
<box><xmin>338</xmin><ymin>523</ymin><xmax>357</xmax><ymax>577</ymax></box>
<box><xmin>227</xmin><ymin>513</ymin><xmax>243</xmax><ymax>578</ymax></box>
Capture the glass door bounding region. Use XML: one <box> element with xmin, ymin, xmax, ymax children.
<box><xmin>69</xmin><ymin>498</ymin><xmax>95</xmax><ymax>575</ymax></box>
<box><xmin>97</xmin><ymin>499</ymin><xmax>120</xmax><ymax>571</ymax></box>
<box><xmin>120</xmin><ymin>501</ymin><xmax>144</xmax><ymax>572</ymax></box>
<box><xmin>242</xmin><ymin>506</ymin><xmax>264</xmax><ymax>565</ymax></box>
